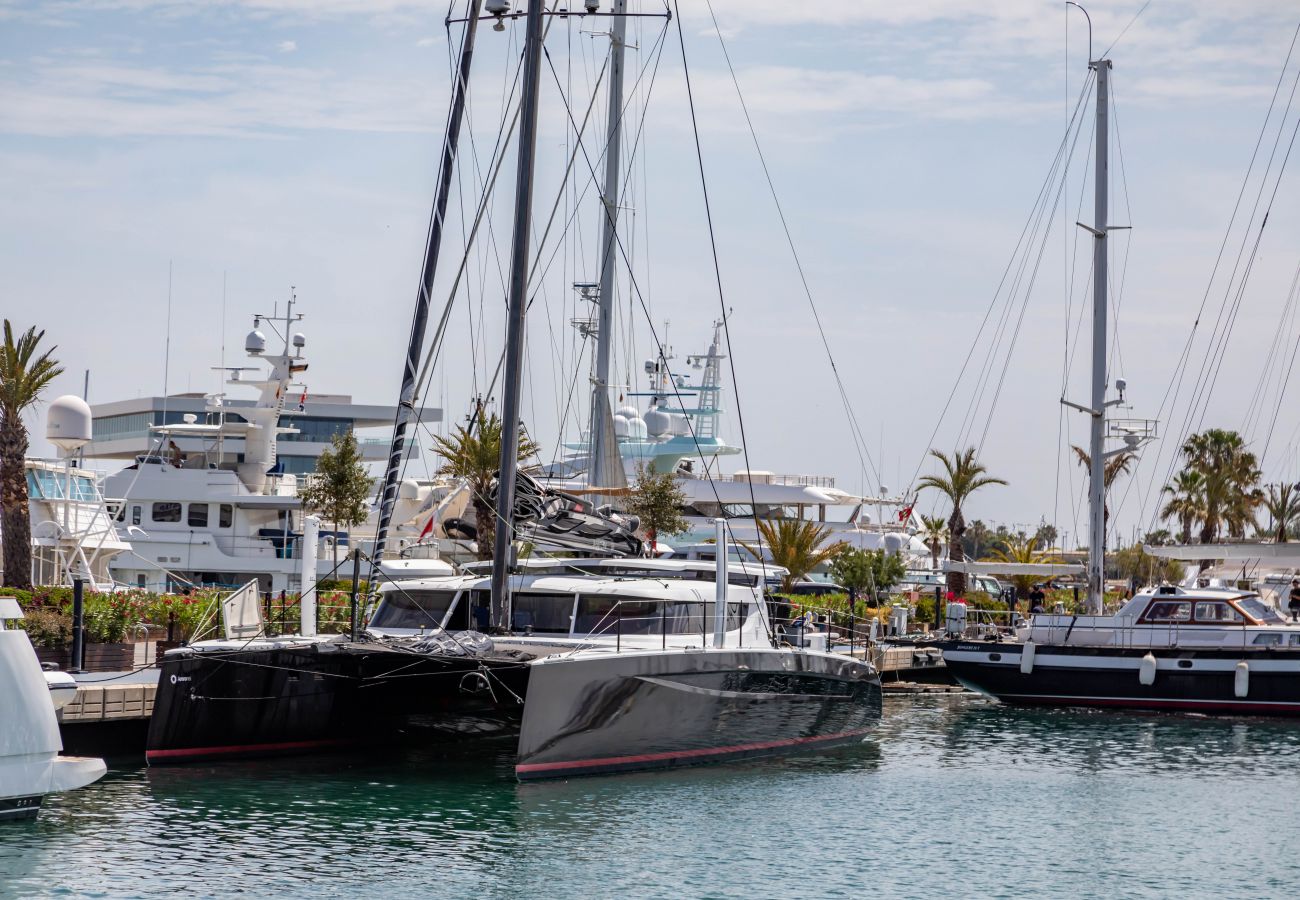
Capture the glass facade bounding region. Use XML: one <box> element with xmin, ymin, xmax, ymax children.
<box><xmin>26</xmin><ymin>469</ymin><xmax>98</xmax><ymax>501</ymax></box>
<box><xmin>279</xmin><ymin>415</ymin><xmax>351</xmax><ymax>444</ymax></box>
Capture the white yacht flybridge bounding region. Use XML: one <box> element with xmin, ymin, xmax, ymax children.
<box><xmin>102</xmin><ymin>299</ymin><xmax>452</xmax><ymax>593</ymax></box>
<box><xmin>542</xmin><ymin>317</ymin><xmax>930</xmax><ymax>563</ymax></box>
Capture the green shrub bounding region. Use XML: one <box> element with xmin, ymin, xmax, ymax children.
<box><xmin>20</xmin><ymin>607</ymin><xmax>73</xmax><ymax>649</ymax></box>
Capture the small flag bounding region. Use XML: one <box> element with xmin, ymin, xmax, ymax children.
<box><xmin>898</xmin><ymin>504</ymin><xmax>914</xmax><ymax>523</ymax></box>
<box><xmin>419</xmin><ymin>514</ymin><xmax>435</xmax><ymax>541</ymax></box>
<box><xmin>297</xmin><ymin>390</ymin><xmax>307</xmax><ymax>412</ymax></box>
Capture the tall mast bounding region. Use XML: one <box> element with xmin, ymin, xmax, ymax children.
<box><xmin>372</xmin><ymin>0</ymin><xmax>483</xmax><ymax>566</ymax></box>
<box><xmin>489</xmin><ymin>0</ymin><xmax>547</xmax><ymax>629</ymax></box>
<box><xmin>1086</xmin><ymin>57</ymin><xmax>1111</xmax><ymax>616</ymax></box>
<box><xmin>587</xmin><ymin>0</ymin><xmax>629</xmax><ymax>490</ymax></box>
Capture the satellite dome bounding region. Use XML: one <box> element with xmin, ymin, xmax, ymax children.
<box><xmin>616</xmin><ymin>404</ymin><xmax>640</xmax><ymax>419</ymax></box>
<box><xmin>398</xmin><ymin>478</ymin><xmax>421</xmax><ymax>500</ymax></box>
<box><xmin>883</xmin><ymin>533</ymin><xmax>906</xmax><ymax>555</ymax></box>
<box><xmin>245</xmin><ymin>329</ymin><xmax>267</xmax><ymax>355</ymax></box>
<box><xmin>612</xmin><ymin>414</ymin><xmax>629</xmax><ymax>437</ymax></box>
<box><xmin>643</xmin><ymin>408</ymin><xmax>671</xmax><ymax>436</ymax></box>
<box><xmin>624</xmin><ymin>414</ymin><xmax>648</xmax><ymax>440</ymax></box>
<box><xmin>46</xmin><ymin>395</ymin><xmax>92</xmax><ymax>452</ymax></box>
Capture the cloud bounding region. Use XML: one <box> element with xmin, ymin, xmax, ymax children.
<box><xmin>277</xmin><ymin>39</ymin><xmax>296</xmax><ymax>53</ymax></box>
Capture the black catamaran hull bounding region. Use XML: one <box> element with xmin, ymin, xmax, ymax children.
<box><xmin>146</xmin><ymin>644</ymin><xmax>531</xmax><ymax>764</ymax></box>
<box><xmin>943</xmin><ymin>642</ymin><xmax>1300</xmax><ymax>715</ymax></box>
<box><xmin>515</xmin><ymin>648</ymin><xmax>882</xmax><ymax>780</ymax></box>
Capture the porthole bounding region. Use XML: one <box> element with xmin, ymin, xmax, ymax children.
<box><xmin>989</xmin><ymin>653</ymin><xmax>1002</xmax><ymax>662</ymax></box>
<box><xmin>1177</xmin><ymin>659</ymin><xmax>1193</xmax><ymax>669</ymax></box>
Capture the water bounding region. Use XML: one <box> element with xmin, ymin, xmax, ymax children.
<box><xmin>4</xmin><ymin>696</ymin><xmax>1299</xmax><ymax>899</ymax></box>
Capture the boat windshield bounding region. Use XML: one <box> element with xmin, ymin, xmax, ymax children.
<box><xmin>1236</xmin><ymin>596</ymin><xmax>1287</xmax><ymax>625</ymax></box>
<box><xmin>370</xmin><ymin>589</ymin><xmax>457</xmax><ymax>629</ymax></box>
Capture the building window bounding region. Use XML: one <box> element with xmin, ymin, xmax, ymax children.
<box><xmin>219</xmin><ymin>504</ymin><xmax>233</xmax><ymax>528</ymax></box>
<box><xmin>188</xmin><ymin>503</ymin><xmax>209</xmax><ymax>527</ymax></box>
<box><xmin>132</xmin><ymin>505</ymin><xmax>142</xmax><ymax>526</ymax></box>
<box><xmin>152</xmin><ymin>502</ymin><xmax>181</xmax><ymax>523</ymax></box>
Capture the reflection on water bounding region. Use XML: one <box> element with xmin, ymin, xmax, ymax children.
<box><xmin>4</xmin><ymin>696</ymin><xmax>1299</xmax><ymax>898</ymax></box>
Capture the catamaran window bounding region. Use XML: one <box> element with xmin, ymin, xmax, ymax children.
<box><xmin>1194</xmin><ymin>602</ymin><xmax>1243</xmax><ymax>623</ymax></box>
<box><xmin>1237</xmin><ymin>597</ymin><xmax>1287</xmax><ymax>625</ymax></box>
<box><xmin>511</xmin><ymin>593</ymin><xmax>576</xmax><ymax>633</ymax></box>
<box><xmin>152</xmin><ymin>502</ymin><xmax>181</xmax><ymax>523</ymax></box>
<box><xmin>188</xmin><ymin>503</ymin><xmax>209</xmax><ymax>528</ymax></box>
<box><xmin>1144</xmin><ymin>601</ymin><xmax>1191</xmax><ymax>622</ymax></box>
<box><xmin>1252</xmin><ymin>633</ymin><xmax>1284</xmax><ymax>646</ymax></box>
<box><xmin>369</xmin><ymin>590</ymin><xmax>457</xmax><ymax>629</ymax></box>
<box><xmin>575</xmin><ymin>596</ymin><xmax>706</xmax><ymax>636</ymax></box>
<box><xmin>219</xmin><ymin>504</ymin><xmax>233</xmax><ymax>528</ymax></box>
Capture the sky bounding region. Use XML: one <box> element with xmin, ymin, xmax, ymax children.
<box><xmin>3</xmin><ymin>0</ymin><xmax>1300</xmax><ymax>550</ymax></box>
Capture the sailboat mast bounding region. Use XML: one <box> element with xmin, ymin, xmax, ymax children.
<box><xmin>1086</xmin><ymin>57</ymin><xmax>1111</xmax><ymax>616</ymax></box>
<box><xmin>489</xmin><ymin>0</ymin><xmax>547</xmax><ymax>629</ymax></box>
<box><xmin>588</xmin><ymin>0</ymin><xmax>629</xmax><ymax>490</ymax></box>
<box><xmin>372</xmin><ymin>0</ymin><xmax>483</xmax><ymax>566</ymax></box>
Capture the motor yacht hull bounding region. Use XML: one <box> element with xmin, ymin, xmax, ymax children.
<box><xmin>146</xmin><ymin>642</ymin><xmax>531</xmax><ymax>764</ymax></box>
<box><xmin>943</xmin><ymin>641</ymin><xmax>1300</xmax><ymax>715</ymax></box>
<box><xmin>515</xmin><ymin>648</ymin><xmax>881</xmax><ymax>780</ymax></box>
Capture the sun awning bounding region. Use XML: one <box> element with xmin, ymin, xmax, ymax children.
<box><xmin>945</xmin><ymin>561</ymin><xmax>1084</xmax><ymax>576</ymax></box>
<box><xmin>1144</xmin><ymin>542</ymin><xmax>1300</xmax><ymax>563</ymax></box>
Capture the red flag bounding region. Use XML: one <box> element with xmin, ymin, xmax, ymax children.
<box><xmin>418</xmin><ymin>514</ymin><xmax>434</xmax><ymax>541</ymax></box>
<box><xmin>898</xmin><ymin>504</ymin><xmax>914</xmax><ymax>523</ymax></box>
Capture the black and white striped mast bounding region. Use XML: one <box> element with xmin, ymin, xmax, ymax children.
<box><xmin>372</xmin><ymin>0</ymin><xmax>484</xmax><ymax>572</ymax></box>
<box><xmin>489</xmin><ymin>0</ymin><xmax>547</xmax><ymax>629</ymax></box>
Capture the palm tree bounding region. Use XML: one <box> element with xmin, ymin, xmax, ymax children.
<box><xmin>917</xmin><ymin>515</ymin><xmax>947</xmax><ymax>572</ymax></box>
<box><xmin>743</xmin><ymin>519</ymin><xmax>840</xmax><ymax>593</ymax></box>
<box><xmin>1261</xmin><ymin>483</ymin><xmax>1300</xmax><ymax>543</ymax></box>
<box><xmin>916</xmin><ymin>447</ymin><xmax>1007</xmax><ymax>596</ymax></box>
<box><xmin>1</xmin><ymin>322</ymin><xmax>64</xmax><ymax>590</ymax></box>
<box><xmin>429</xmin><ymin>407</ymin><xmax>540</xmax><ymax>562</ymax></box>
<box><xmin>985</xmin><ymin>536</ymin><xmax>1061</xmax><ymax>599</ymax></box>
<box><xmin>1070</xmin><ymin>445</ymin><xmax>1135</xmax><ymax>526</ymax></box>
<box><xmin>1160</xmin><ymin>469</ymin><xmax>1206</xmax><ymax>544</ymax></box>
<box><xmin>1178</xmin><ymin>429</ymin><xmax>1262</xmax><ymax>544</ymax></box>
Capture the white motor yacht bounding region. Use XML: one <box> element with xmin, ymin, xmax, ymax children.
<box><xmin>0</xmin><ymin>597</ymin><xmax>105</xmax><ymax>822</ymax></box>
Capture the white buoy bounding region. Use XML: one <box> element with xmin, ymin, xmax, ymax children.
<box><xmin>300</xmin><ymin>515</ymin><xmax>320</xmax><ymax>637</ymax></box>
<box><xmin>1139</xmin><ymin>652</ymin><xmax>1157</xmax><ymax>686</ymax></box>
<box><xmin>1235</xmin><ymin>660</ymin><xmax>1249</xmax><ymax>698</ymax></box>
<box><xmin>1020</xmin><ymin>640</ymin><xmax>1036</xmax><ymax>674</ymax></box>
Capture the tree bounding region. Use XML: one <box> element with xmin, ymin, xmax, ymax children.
<box><xmin>744</xmin><ymin>519</ymin><xmax>840</xmax><ymax>593</ymax></box>
<box><xmin>1260</xmin><ymin>482</ymin><xmax>1300</xmax><ymax>543</ymax></box>
<box><xmin>1112</xmin><ymin>542</ymin><xmax>1184</xmax><ymax>587</ymax></box>
<box><xmin>626</xmin><ymin>464</ymin><xmax>687</xmax><ymax>554</ymax></box>
<box><xmin>828</xmin><ymin>546</ymin><xmax>873</xmax><ymax>609</ymax></box>
<box><xmin>1070</xmin><ymin>445</ymin><xmax>1135</xmax><ymax>526</ymax></box>
<box><xmin>1160</xmin><ymin>469</ymin><xmax>1206</xmax><ymax>544</ymax></box>
<box><xmin>429</xmin><ymin>407</ymin><xmax>540</xmax><ymax>562</ymax></box>
<box><xmin>917</xmin><ymin>515</ymin><xmax>947</xmax><ymax>571</ymax></box>
<box><xmin>1178</xmin><ymin>429</ymin><xmax>1262</xmax><ymax>544</ymax></box>
<box><xmin>984</xmin><ymin>536</ymin><xmax>1061</xmax><ymax>598</ymax></box>
<box><xmin>1</xmin><ymin>322</ymin><xmax>63</xmax><ymax>590</ymax></box>
<box><xmin>916</xmin><ymin>447</ymin><xmax>1007</xmax><ymax>596</ymax></box>
<box><xmin>299</xmin><ymin>430</ymin><xmax>374</xmax><ymax>571</ymax></box>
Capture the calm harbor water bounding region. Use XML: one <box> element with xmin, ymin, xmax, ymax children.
<box><xmin>4</xmin><ymin>695</ymin><xmax>1298</xmax><ymax>899</ymax></box>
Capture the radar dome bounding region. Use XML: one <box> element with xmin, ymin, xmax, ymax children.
<box><xmin>398</xmin><ymin>478</ymin><xmax>421</xmax><ymax>501</ymax></box>
<box><xmin>616</xmin><ymin>404</ymin><xmax>640</xmax><ymax>419</ymax></box>
<box><xmin>245</xmin><ymin>329</ymin><xmax>267</xmax><ymax>355</ymax></box>
<box><xmin>46</xmin><ymin>395</ymin><xmax>92</xmax><ymax>453</ymax></box>
<box><xmin>612</xmin><ymin>414</ymin><xmax>629</xmax><ymax>437</ymax></box>
<box><xmin>883</xmin><ymin>533</ymin><xmax>906</xmax><ymax>555</ymax></box>
<box><xmin>624</xmin><ymin>414</ymin><xmax>648</xmax><ymax>440</ymax></box>
<box><xmin>643</xmin><ymin>408</ymin><xmax>671</xmax><ymax>436</ymax></box>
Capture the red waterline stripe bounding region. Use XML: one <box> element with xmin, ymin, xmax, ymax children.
<box><xmin>146</xmin><ymin>738</ymin><xmax>357</xmax><ymax>762</ymax></box>
<box><xmin>515</xmin><ymin>728</ymin><xmax>871</xmax><ymax>776</ymax></box>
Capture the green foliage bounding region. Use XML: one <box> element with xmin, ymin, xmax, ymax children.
<box><xmin>1111</xmin><ymin>543</ymin><xmax>1184</xmax><ymax>587</ymax></box>
<box><xmin>1260</xmin><ymin>483</ymin><xmax>1300</xmax><ymax>543</ymax></box>
<box><xmin>983</xmin><ymin>536</ymin><xmax>1061</xmax><ymax>598</ymax></box>
<box><xmin>1167</xmin><ymin>429</ymin><xmax>1263</xmax><ymax>544</ymax></box>
<box><xmin>300</xmin><ymin>430</ymin><xmax>375</xmax><ymax>566</ymax></box>
<box><xmin>626</xmin><ymin>464</ymin><xmax>687</xmax><ymax>551</ymax></box>
<box><xmin>743</xmin><ymin>519</ymin><xmax>840</xmax><ymax>592</ymax></box>
<box><xmin>2</xmin><ymin>320</ymin><xmax>65</xmax><ymax>591</ymax></box>
<box><xmin>917</xmin><ymin>447</ymin><xmax>1006</xmax><ymax>595</ymax></box>
<box><xmin>20</xmin><ymin>606</ymin><xmax>72</xmax><ymax>649</ymax></box>
<box><xmin>430</xmin><ymin>406</ymin><xmax>541</xmax><ymax>562</ymax></box>
<box><xmin>827</xmin><ymin>547</ymin><xmax>907</xmax><ymax>604</ymax></box>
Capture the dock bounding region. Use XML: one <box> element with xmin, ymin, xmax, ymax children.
<box><xmin>57</xmin><ymin>670</ymin><xmax>159</xmax><ymax>757</ymax></box>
